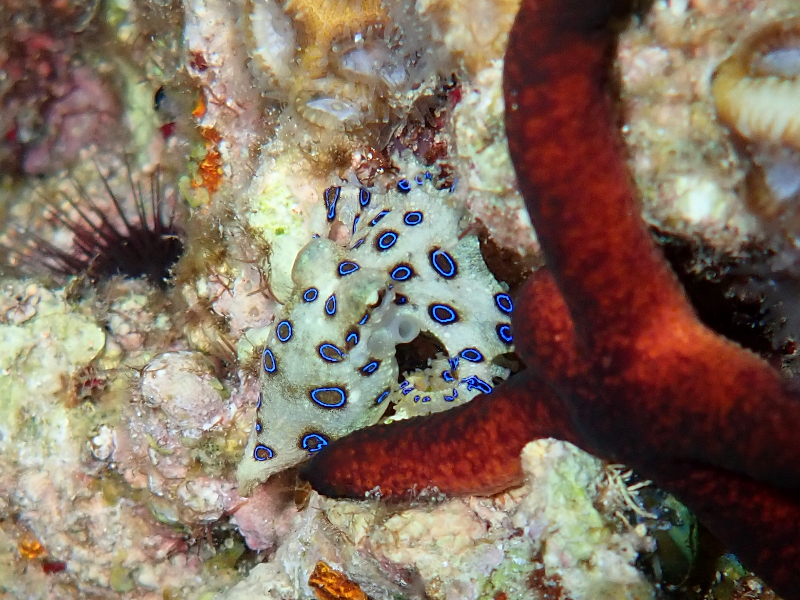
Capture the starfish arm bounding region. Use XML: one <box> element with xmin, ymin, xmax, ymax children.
<box><xmin>503</xmin><ymin>0</ymin><xmax>800</xmax><ymax>489</ymax></box>
<box><xmin>301</xmin><ymin>371</ymin><xmax>576</xmax><ymax>499</ymax></box>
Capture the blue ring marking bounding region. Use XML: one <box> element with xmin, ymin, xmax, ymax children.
<box><xmin>449</xmin><ymin>177</ymin><xmax>458</xmax><ymax>193</ymax></box>
<box><xmin>359</xmin><ymin>188</ymin><xmax>371</xmax><ymax>207</ymax></box>
<box><xmin>429</xmin><ymin>303</ymin><xmax>458</xmax><ymax>324</ymax></box>
<box><xmin>262</xmin><ymin>348</ymin><xmax>277</xmax><ymax>373</ymax></box>
<box><xmin>422</xmin><ymin>396</ymin><xmax>431</xmax><ymax>402</ymax></box>
<box><xmin>394</xmin><ymin>294</ymin><xmax>408</xmax><ymax>305</ymax></box>
<box><xmin>430</xmin><ymin>248</ymin><xmax>457</xmax><ymax>279</ymax></box>
<box><xmin>338</xmin><ymin>260</ymin><xmax>360</xmax><ymax>276</ymax></box>
<box><xmin>449</xmin><ymin>356</ymin><xmax>460</xmax><ymax>370</ymax></box>
<box><xmin>324</xmin><ymin>186</ymin><xmax>341</xmax><ymax>221</ymax></box>
<box><xmin>424</xmin><ymin>171</ymin><xmax>432</xmax><ymax>180</ymax></box>
<box><xmin>442</xmin><ymin>370</ymin><xmax>454</xmax><ymax>382</ymax></box>
<box><xmin>397</xmin><ymin>178</ymin><xmax>411</xmax><ymax>193</ymax></box>
<box><xmin>390</xmin><ymin>264</ymin><xmax>414</xmax><ymax>281</ymax></box>
<box><xmin>494</xmin><ymin>293</ymin><xmax>514</xmax><ymax>314</ymax></box>
<box><xmin>460</xmin><ymin>348</ymin><xmax>485</xmax><ymax>363</ymax></box>
<box><xmin>414</xmin><ymin>174</ymin><xmax>424</xmax><ymax>185</ymax></box>
<box><xmin>376</xmin><ymin>230</ymin><xmax>398</xmax><ymax>251</ymax></box>
<box><xmin>375</xmin><ymin>389</ymin><xmax>390</xmax><ymax>404</ymax></box>
<box><xmin>276</xmin><ymin>320</ymin><xmax>293</xmax><ymax>342</ymax></box>
<box><xmin>359</xmin><ymin>313</ymin><xmax>369</xmax><ymax>325</ymax></box>
<box><xmin>303</xmin><ymin>287</ymin><xmax>319</xmax><ymax>302</ymax></box>
<box><xmin>445</xmin><ymin>389</ymin><xmax>458</xmax><ymax>402</ymax></box>
<box><xmin>403</xmin><ymin>211</ymin><xmax>423</xmax><ymax>226</ymax></box>
<box><xmin>360</xmin><ymin>360</ymin><xmax>380</xmax><ymax>375</ymax></box>
<box><xmin>497</xmin><ymin>323</ymin><xmax>513</xmax><ymax>345</ymax></box>
<box><xmin>318</xmin><ymin>343</ymin><xmax>345</xmax><ymax>363</ymax></box>
<box><xmin>325</xmin><ymin>294</ymin><xmax>337</xmax><ymax>316</ymax></box>
<box><xmin>352</xmin><ymin>238</ymin><xmax>365</xmax><ymax>250</ymax></box>
<box><xmin>352</xmin><ymin>215</ymin><xmax>360</xmax><ymax>235</ymax></box>
<box><xmin>310</xmin><ymin>386</ymin><xmax>347</xmax><ymax>408</ymax></box>
<box><xmin>254</xmin><ymin>444</ymin><xmax>274</xmax><ymax>461</ymax></box>
<box><xmin>255</xmin><ymin>421</ymin><xmax>262</xmax><ymax>433</ymax></box>
<box><xmin>256</xmin><ymin>392</ymin><xmax>263</xmax><ymax>409</ymax></box>
<box><xmin>462</xmin><ymin>375</ymin><xmax>492</xmax><ymax>394</ymax></box>
<box><xmin>413</xmin><ymin>395</ymin><xmax>420</xmax><ymax>403</ymax></box>
<box><xmin>369</xmin><ymin>210</ymin><xmax>390</xmax><ymax>226</ymax></box>
<box><xmin>301</xmin><ymin>433</ymin><xmax>329</xmax><ymax>453</ymax></box>
<box><xmin>346</xmin><ymin>330</ymin><xmax>359</xmax><ymax>346</ymax></box>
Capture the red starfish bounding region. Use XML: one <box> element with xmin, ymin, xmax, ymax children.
<box><xmin>302</xmin><ymin>0</ymin><xmax>800</xmax><ymax>595</ymax></box>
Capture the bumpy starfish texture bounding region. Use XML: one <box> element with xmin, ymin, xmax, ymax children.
<box><xmin>302</xmin><ymin>0</ymin><xmax>800</xmax><ymax>596</ymax></box>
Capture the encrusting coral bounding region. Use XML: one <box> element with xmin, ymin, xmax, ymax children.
<box><xmin>302</xmin><ymin>0</ymin><xmax>800</xmax><ymax>597</ymax></box>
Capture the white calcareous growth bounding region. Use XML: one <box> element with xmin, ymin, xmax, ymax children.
<box><xmin>238</xmin><ymin>176</ymin><xmax>516</xmax><ymax>491</ymax></box>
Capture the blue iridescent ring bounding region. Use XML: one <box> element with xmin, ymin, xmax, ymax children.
<box><xmin>429</xmin><ymin>303</ymin><xmax>459</xmax><ymax>324</ymax></box>
<box><xmin>497</xmin><ymin>323</ymin><xmax>513</xmax><ymax>345</ymax></box>
<box><xmin>254</xmin><ymin>444</ymin><xmax>274</xmax><ymax>461</ymax></box>
<box><xmin>346</xmin><ymin>330</ymin><xmax>359</xmax><ymax>346</ymax></box>
<box><xmin>390</xmin><ymin>264</ymin><xmax>414</xmax><ymax>281</ymax></box>
<box><xmin>375</xmin><ymin>389</ymin><xmax>390</xmax><ymax>404</ymax></box>
<box><xmin>370</xmin><ymin>210</ymin><xmax>390</xmax><ymax>226</ymax></box>
<box><xmin>310</xmin><ymin>386</ymin><xmax>347</xmax><ymax>408</ymax></box>
<box><xmin>494</xmin><ymin>293</ymin><xmax>514</xmax><ymax>314</ymax></box>
<box><xmin>303</xmin><ymin>287</ymin><xmax>319</xmax><ymax>302</ymax></box>
<box><xmin>301</xmin><ymin>433</ymin><xmax>329</xmax><ymax>453</ymax></box>
<box><xmin>338</xmin><ymin>261</ymin><xmax>360</xmax><ymax>276</ymax></box>
<box><xmin>318</xmin><ymin>343</ymin><xmax>345</xmax><ymax>363</ymax></box>
<box><xmin>360</xmin><ymin>360</ymin><xmax>380</xmax><ymax>375</ymax></box>
<box><xmin>324</xmin><ymin>186</ymin><xmax>341</xmax><ymax>221</ymax></box>
<box><xmin>460</xmin><ymin>348</ymin><xmax>485</xmax><ymax>362</ymax></box>
<box><xmin>359</xmin><ymin>188</ymin><xmax>371</xmax><ymax>207</ymax></box>
<box><xmin>403</xmin><ymin>211</ymin><xmax>423</xmax><ymax>226</ymax></box>
<box><xmin>397</xmin><ymin>178</ymin><xmax>411</xmax><ymax>193</ymax></box>
<box><xmin>376</xmin><ymin>230</ymin><xmax>398</xmax><ymax>251</ymax></box>
<box><xmin>276</xmin><ymin>320</ymin><xmax>293</xmax><ymax>342</ymax></box>
<box><xmin>262</xmin><ymin>348</ymin><xmax>277</xmax><ymax>373</ymax></box>
<box><xmin>430</xmin><ymin>248</ymin><xmax>457</xmax><ymax>279</ymax></box>
<box><xmin>325</xmin><ymin>294</ymin><xmax>337</xmax><ymax>316</ymax></box>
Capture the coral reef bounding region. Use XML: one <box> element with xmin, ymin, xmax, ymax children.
<box><xmin>2</xmin><ymin>0</ymin><xmax>797</xmax><ymax>598</ymax></box>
